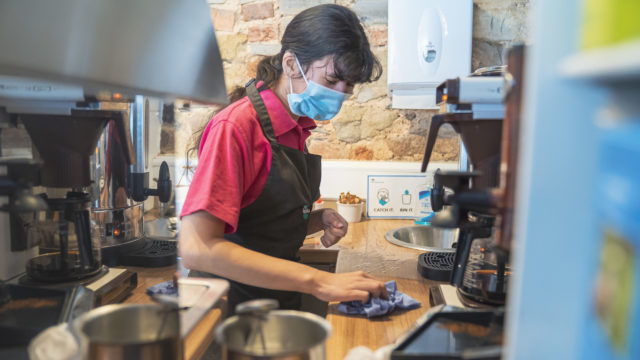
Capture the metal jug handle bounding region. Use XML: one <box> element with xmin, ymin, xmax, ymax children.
<box><xmin>421</xmin><ymin>116</ymin><xmax>445</xmax><ymax>172</ymax></box>
<box><xmin>235</xmin><ymin>298</ymin><xmax>279</xmax><ymax>318</ymax></box>
<box><xmin>235</xmin><ymin>299</ymin><xmax>279</xmax><ymax>354</ymax></box>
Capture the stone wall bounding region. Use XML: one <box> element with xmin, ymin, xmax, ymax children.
<box><xmin>170</xmin><ymin>0</ymin><xmax>532</xmax><ymax>162</ymax></box>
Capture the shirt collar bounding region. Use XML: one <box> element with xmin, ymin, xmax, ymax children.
<box><xmin>260</xmin><ymin>87</ymin><xmax>317</xmax><ymax>136</ymax></box>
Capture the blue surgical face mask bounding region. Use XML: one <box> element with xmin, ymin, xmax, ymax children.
<box><xmin>287</xmin><ymin>55</ymin><xmax>350</xmax><ymax>121</ymax></box>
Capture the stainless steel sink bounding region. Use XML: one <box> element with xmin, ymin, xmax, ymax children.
<box><xmin>385</xmin><ymin>225</ymin><xmax>458</xmax><ymax>252</ymax></box>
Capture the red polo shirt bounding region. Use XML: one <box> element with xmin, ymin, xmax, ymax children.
<box><xmin>180</xmin><ymin>87</ymin><xmax>317</xmax><ymax>233</ymax></box>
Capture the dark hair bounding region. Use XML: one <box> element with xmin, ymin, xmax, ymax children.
<box><xmin>190</xmin><ymin>4</ymin><xmax>382</xmax><ymax>154</ymax></box>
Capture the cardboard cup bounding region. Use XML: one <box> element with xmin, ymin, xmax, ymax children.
<box><xmin>337</xmin><ymin>202</ymin><xmax>363</xmax><ymax>223</ymax></box>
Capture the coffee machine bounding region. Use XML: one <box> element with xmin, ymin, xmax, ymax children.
<box><xmin>418</xmin><ymin>64</ymin><xmax>509</xmax><ymax>308</ymax></box>
<box><xmin>431</xmin><ymin>43</ymin><xmax>527</xmax><ymax>308</ymax></box>
<box><xmin>0</xmin><ymin>97</ymin><xmax>141</xmax><ymax>305</ymax></box>
<box><xmin>0</xmin><ymin>0</ymin><xmax>227</xmax><ymax>295</ymax></box>
<box><xmin>20</xmin><ymin>112</ymin><xmax>109</xmax><ymax>283</ymax></box>
<box><xmin>0</xmin><ymin>2</ymin><xmax>228</xmax><ymax>356</ymax></box>
<box><xmin>392</xmin><ymin>46</ymin><xmax>526</xmax><ymax>360</ymax></box>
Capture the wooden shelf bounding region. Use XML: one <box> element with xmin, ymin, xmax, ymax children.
<box><xmin>559</xmin><ymin>39</ymin><xmax>640</xmax><ymax>82</ymax></box>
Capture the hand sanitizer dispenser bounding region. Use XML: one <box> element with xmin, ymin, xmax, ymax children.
<box><xmin>388</xmin><ymin>0</ymin><xmax>473</xmax><ymax>109</ymax></box>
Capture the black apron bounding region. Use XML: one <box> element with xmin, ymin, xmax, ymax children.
<box><xmin>190</xmin><ymin>79</ymin><xmax>321</xmax><ymax>314</ymax></box>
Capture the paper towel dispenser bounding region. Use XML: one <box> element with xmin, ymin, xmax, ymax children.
<box><xmin>388</xmin><ymin>0</ymin><xmax>472</xmax><ymax>109</ymax></box>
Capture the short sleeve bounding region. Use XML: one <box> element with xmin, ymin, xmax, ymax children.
<box><xmin>179</xmin><ymin>119</ymin><xmax>250</xmax><ymax>233</ymax></box>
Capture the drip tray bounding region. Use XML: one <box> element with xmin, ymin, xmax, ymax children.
<box><xmin>418</xmin><ymin>252</ymin><xmax>455</xmax><ymax>281</ymax></box>
<box><xmin>102</xmin><ymin>238</ymin><xmax>177</xmax><ymax>268</ymax></box>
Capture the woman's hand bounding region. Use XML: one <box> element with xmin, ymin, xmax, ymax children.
<box><xmin>320</xmin><ymin>208</ymin><xmax>348</xmax><ymax>247</ymax></box>
<box><xmin>309</xmin><ymin>270</ymin><xmax>388</xmax><ymax>303</ymax></box>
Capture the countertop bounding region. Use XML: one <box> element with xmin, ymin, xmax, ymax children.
<box><xmin>302</xmin><ymin>219</ymin><xmax>437</xmax><ymax>360</ymax></box>
<box><xmin>122</xmin><ymin>217</ymin><xmax>437</xmax><ymax>360</ymax></box>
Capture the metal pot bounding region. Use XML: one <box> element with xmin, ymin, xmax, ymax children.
<box><xmin>215</xmin><ymin>301</ymin><xmax>331</xmax><ymax>360</ymax></box>
<box><xmin>72</xmin><ymin>303</ymin><xmax>182</xmax><ymax>360</ymax></box>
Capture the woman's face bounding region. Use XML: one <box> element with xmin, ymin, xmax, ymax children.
<box><xmin>292</xmin><ymin>55</ymin><xmax>355</xmax><ymax>95</ymax></box>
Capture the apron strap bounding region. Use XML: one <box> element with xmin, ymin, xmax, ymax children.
<box><xmin>245</xmin><ymin>79</ymin><xmax>277</xmax><ymax>143</ymax></box>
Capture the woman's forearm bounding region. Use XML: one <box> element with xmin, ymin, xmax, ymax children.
<box><xmin>179</xmin><ymin>211</ymin><xmax>387</xmax><ymax>302</ymax></box>
<box><xmin>180</xmin><ymin>212</ymin><xmax>319</xmax><ymax>295</ymax></box>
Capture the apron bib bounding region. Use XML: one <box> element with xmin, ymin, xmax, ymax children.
<box><xmin>191</xmin><ymin>79</ymin><xmax>321</xmax><ymax>314</ymax></box>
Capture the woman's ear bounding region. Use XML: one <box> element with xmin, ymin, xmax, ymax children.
<box><xmin>282</xmin><ymin>52</ymin><xmax>302</xmax><ymax>79</ymax></box>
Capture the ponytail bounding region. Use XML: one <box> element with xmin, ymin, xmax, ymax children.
<box><xmin>256</xmin><ymin>54</ymin><xmax>283</xmax><ymax>88</ymax></box>
<box><xmin>227</xmin><ymin>53</ymin><xmax>284</xmax><ymax>104</ymax></box>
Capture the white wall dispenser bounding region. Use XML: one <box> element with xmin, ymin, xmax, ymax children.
<box><xmin>388</xmin><ymin>0</ymin><xmax>473</xmax><ymax>109</ymax></box>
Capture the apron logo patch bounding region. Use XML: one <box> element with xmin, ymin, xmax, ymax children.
<box><xmin>302</xmin><ymin>205</ymin><xmax>311</xmax><ymax>220</ymax></box>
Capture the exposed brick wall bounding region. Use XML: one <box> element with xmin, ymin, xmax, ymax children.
<box><xmin>241</xmin><ymin>2</ymin><xmax>275</xmax><ymax>21</ymax></box>
<box><xmin>169</xmin><ymin>0</ymin><xmax>532</xmax><ymax>163</ymax></box>
<box><xmin>210</xmin><ymin>8</ymin><xmax>236</xmax><ymax>32</ymax></box>
<box><xmin>248</xmin><ymin>24</ymin><xmax>277</xmax><ymax>42</ymax></box>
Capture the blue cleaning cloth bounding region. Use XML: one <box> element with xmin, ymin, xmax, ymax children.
<box><xmin>337</xmin><ymin>280</ymin><xmax>421</xmax><ymax>318</ymax></box>
<box><xmin>146</xmin><ymin>280</ymin><xmax>178</xmax><ymax>296</ymax></box>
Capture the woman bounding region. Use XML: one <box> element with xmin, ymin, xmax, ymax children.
<box><xmin>179</xmin><ymin>4</ymin><xmax>388</xmax><ymax>314</ymax></box>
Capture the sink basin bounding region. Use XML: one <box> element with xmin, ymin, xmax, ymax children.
<box><xmin>385</xmin><ymin>225</ymin><xmax>458</xmax><ymax>252</ymax></box>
